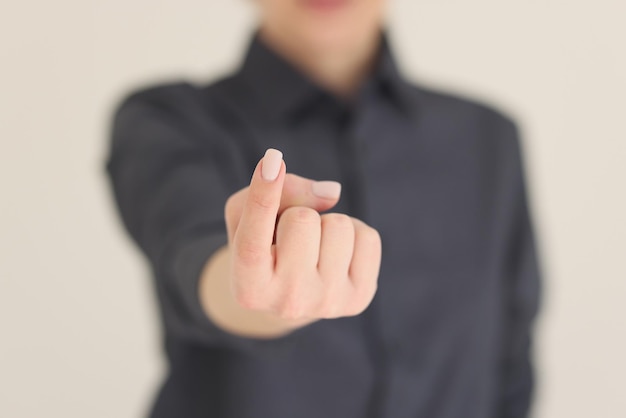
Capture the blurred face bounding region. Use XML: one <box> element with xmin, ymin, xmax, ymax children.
<box><xmin>257</xmin><ymin>0</ymin><xmax>387</xmax><ymax>53</ymax></box>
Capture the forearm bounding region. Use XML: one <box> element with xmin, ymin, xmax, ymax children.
<box><xmin>199</xmin><ymin>245</ymin><xmax>315</xmax><ymax>339</ymax></box>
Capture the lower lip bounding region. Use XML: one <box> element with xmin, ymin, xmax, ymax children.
<box><xmin>301</xmin><ymin>0</ymin><xmax>351</xmax><ymax>13</ymax></box>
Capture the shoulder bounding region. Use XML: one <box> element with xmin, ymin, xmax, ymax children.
<box><xmin>409</xmin><ymin>82</ymin><xmax>517</xmax><ymax>125</ymax></box>
<box><xmin>111</xmin><ymin>76</ymin><xmax>245</xmax><ymax>145</ymax></box>
<box><xmin>406</xmin><ymin>83</ymin><xmax>520</xmax><ymax>139</ymax></box>
<box><xmin>113</xmin><ymin>81</ymin><xmax>207</xmax><ymax>127</ymax></box>
<box><xmin>116</xmin><ymin>76</ymin><xmax>240</xmax><ymax>108</ymax></box>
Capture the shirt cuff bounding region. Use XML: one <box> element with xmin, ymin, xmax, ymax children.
<box><xmin>173</xmin><ymin>231</ymin><xmax>228</xmax><ymax>334</ymax></box>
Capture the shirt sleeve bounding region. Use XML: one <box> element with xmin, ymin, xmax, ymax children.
<box><xmin>496</xmin><ymin>120</ymin><xmax>543</xmax><ymax>418</ymax></box>
<box><xmin>104</xmin><ymin>85</ymin><xmax>297</xmax><ymax>351</ymax></box>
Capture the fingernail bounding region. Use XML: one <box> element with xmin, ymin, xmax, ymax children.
<box><xmin>261</xmin><ymin>148</ymin><xmax>283</xmax><ymax>181</ymax></box>
<box><xmin>311</xmin><ymin>181</ymin><xmax>342</xmax><ymax>199</ymax></box>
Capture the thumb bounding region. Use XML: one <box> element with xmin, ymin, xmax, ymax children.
<box><xmin>280</xmin><ymin>173</ymin><xmax>341</xmax><ymax>214</ymax></box>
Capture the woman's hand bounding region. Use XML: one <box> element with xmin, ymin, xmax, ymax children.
<box><xmin>200</xmin><ymin>149</ymin><xmax>381</xmax><ymax>338</ymax></box>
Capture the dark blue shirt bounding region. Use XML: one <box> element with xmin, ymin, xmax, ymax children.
<box><xmin>106</xmin><ymin>34</ymin><xmax>541</xmax><ymax>418</ymax></box>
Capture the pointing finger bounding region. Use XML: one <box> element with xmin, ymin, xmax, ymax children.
<box><xmin>232</xmin><ymin>148</ymin><xmax>285</xmax><ymax>275</ymax></box>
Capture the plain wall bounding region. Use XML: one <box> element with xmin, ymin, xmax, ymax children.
<box><xmin>1</xmin><ymin>1</ymin><xmax>624</xmax><ymax>417</ymax></box>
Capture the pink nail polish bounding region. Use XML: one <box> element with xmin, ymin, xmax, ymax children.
<box><xmin>311</xmin><ymin>181</ymin><xmax>341</xmax><ymax>199</ymax></box>
<box><xmin>261</xmin><ymin>148</ymin><xmax>283</xmax><ymax>181</ymax></box>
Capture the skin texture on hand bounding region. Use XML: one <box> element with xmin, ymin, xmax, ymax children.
<box><xmin>199</xmin><ymin>149</ymin><xmax>382</xmax><ymax>339</ymax></box>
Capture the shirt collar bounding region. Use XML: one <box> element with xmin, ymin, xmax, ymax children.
<box><xmin>237</xmin><ymin>31</ymin><xmax>416</xmax><ymax>121</ymax></box>
<box><xmin>373</xmin><ymin>34</ymin><xmax>416</xmax><ymax>113</ymax></box>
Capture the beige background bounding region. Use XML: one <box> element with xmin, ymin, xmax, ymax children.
<box><xmin>1</xmin><ymin>1</ymin><xmax>624</xmax><ymax>417</ymax></box>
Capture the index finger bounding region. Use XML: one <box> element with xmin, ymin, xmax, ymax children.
<box><xmin>232</xmin><ymin>148</ymin><xmax>285</xmax><ymax>273</ymax></box>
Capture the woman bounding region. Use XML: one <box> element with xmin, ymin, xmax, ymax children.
<box><xmin>106</xmin><ymin>1</ymin><xmax>541</xmax><ymax>417</ymax></box>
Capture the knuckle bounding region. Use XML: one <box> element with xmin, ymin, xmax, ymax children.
<box><xmin>283</xmin><ymin>206</ymin><xmax>320</xmax><ymax>224</ymax></box>
<box><xmin>234</xmin><ymin>242</ymin><xmax>265</xmax><ymax>267</ymax></box>
<box><xmin>322</xmin><ymin>213</ymin><xmax>353</xmax><ymax>230</ymax></box>
<box><xmin>249</xmin><ymin>190</ymin><xmax>276</xmax><ymax>213</ymax></box>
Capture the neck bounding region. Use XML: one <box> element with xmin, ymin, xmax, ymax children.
<box><xmin>259</xmin><ymin>27</ymin><xmax>381</xmax><ymax>98</ymax></box>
